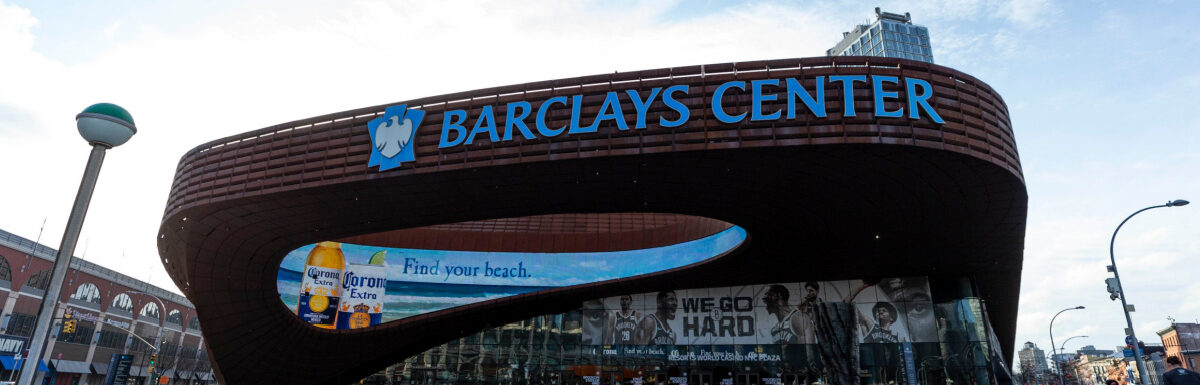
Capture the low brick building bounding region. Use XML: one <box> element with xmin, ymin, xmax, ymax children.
<box><xmin>1158</xmin><ymin>323</ymin><xmax>1200</xmax><ymax>370</ymax></box>
<box><xmin>0</xmin><ymin>229</ymin><xmax>213</xmax><ymax>385</ymax></box>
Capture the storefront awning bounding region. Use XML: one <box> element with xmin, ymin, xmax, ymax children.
<box><xmin>194</xmin><ymin>371</ymin><xmax>214</xmax><ymax>381</ymax></box>
<box><xmin>50</xmin><ymin>359</ymin><xmax>91</xmax><ymax>374</ymax></box>
<box><xmin>0</xmin><ymin>356</ymin><xmax>48</xmax><ymax>372</ymax></box>
<box><xmin>91</xmin><ymin>362</ymin><xmax>108</xmax><ymax>375</ymax></box>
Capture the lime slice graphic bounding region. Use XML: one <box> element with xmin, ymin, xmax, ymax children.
<box><xmin>369</xmin><ymin>250</ymin><xmax>387</xmax><ymax>265</ymax></box>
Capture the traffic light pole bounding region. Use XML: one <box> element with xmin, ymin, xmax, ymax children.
<box><xmin>1108</xmin><ymin>201</ymin><xmax>1188</xmax><ymax>384</ymax></box>
<box><xmin>122</xmin><ymin>291</ymin><xmax>167</xmax><ymax>385</ymax></box>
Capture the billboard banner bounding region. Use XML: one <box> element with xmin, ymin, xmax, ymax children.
<box><xmin>583</xmin><ymin>277</ymin><xmax>936</xmax><ymax>345</ymax></box>
<box><xmin>278</xmin><ymin>226</ymin><xmax>746</xmax><ymax>329</ymax></box>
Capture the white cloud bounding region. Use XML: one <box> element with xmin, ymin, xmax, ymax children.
<box><xmin>103</xmin><ymin>21</ymin><xmax>120</xmax><ymax>38</ymax></box>
<box><xmin>997</xmin><ymin>0</ymin><xmax>1060</xmax><ymax>29</ymax></box>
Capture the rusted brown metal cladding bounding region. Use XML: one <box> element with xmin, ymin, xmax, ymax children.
<box><xmin>158</xmin><ymin>56</ymin><xmax>1025</xmax><ymax>384</ymax></box>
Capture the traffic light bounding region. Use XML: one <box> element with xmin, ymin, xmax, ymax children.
<box><xmin>62</xmin><ymin>320</ymin><xmax>76</xmax><ymax>334</ymax></box>
<box><xmin>1105</xmin><ymin>278</ymin><xmax>1121</xmax><ymax>301</ymax></box>
<box><xmin>148</xmin><ymin>354</ymin><xmax>157</xmax><ymax>372</ymax></box>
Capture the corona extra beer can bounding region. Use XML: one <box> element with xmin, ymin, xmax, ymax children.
<box><xmin>337</xmin><ymin>252</ymin><xmax>387</xmax><ymax>329</ymax></box>
<box><xmin>297</xmin><ymin>241</ymin><xmax>346</xmax><ymax>328</ymax></box>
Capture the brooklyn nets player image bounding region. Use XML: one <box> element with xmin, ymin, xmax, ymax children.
<box><xmin>762</xmin><ymin>285</ymin><xmax>801</xmax><ymax>344</ymax></box>
<box><xmin>846</xmin><ymin>280</ymin><xmax>909</xmax><ymax>343</ymax></box>
<box><xmin>793</xmin><ymin>282</ymin><xmax>820</xmax><ymax>344</ymax></box>
<box><xmin>604</xmin><ymin>295</ymin><xmax>641</xmax><ymax>345</ymax></box>
<box><xmin>635</xmin><ymin>291</ymin><xmax>677</xmax><ymax>345</ymax></box>
<box><xmin>859</xmin><ymin>302</ymin><xmax>908</xmax><ymax>343</ymax></box>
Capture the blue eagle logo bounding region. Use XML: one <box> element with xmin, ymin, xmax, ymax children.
<box><xmin>368</xmin><ymin>105</ymin><xmax>425</xmax><ymax>171</ymax></box>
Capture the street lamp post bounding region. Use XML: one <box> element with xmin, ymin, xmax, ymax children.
<box><xmin>1059</xmin><ymin>335</ymin><xmax>1087</xmax><ymax>356</ymax></box>
<box><xmin>126</xmin><ymin>291</ymin><xmax>168</xmax><ymax>385</ymax></box>
<box><xmin>1109</xmin><ymin>199</ymin><xmax>1189</xmax><ymax>385</ymax></box>
<box><xmin>1051</xmin><ymin>306</ymin><xmax>1085</xmax><ymax>385</ymax></box>
<box><xmin>18</xmin><ymin>104</ymin><xmax>136</xmax><ymax>385</ymax></box>
<box><xmin>1060</xmin><ymin>335</ymin><xmax>1087</xmax><ymax>385</ymax></box>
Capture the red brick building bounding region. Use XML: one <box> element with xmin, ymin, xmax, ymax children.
<box><xmin>0</xmin><ymin>229</ymin><xmax>214</xmax><ymax>384</ymax></box>
<box><xmin>1158</xmin><ymin>323</ymin><xmax>1200</xmax><ymax>370</ymax></box>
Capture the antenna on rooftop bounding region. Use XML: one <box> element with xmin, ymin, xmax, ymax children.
<box><xmin>35</xmin><ymin>218</ymin><xmax>46</xmax><ymax>244</ymax></box>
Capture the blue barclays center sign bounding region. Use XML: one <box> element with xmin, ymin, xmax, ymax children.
<box><xmin>368</xmin><ymin>75</ymin><xmax>943</xmax><ymax>171</ymax></box>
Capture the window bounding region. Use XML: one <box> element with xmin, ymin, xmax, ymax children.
<box><xmin>179</xmin><ymin>344</ymin><xmax>199</xmax><ymax>359</ymax></box>
<box><xmin>24</xmin><ymin>270</ymin><xmax>50</xmax><ymax>291</ymax></box>
<box><xmin>159</xmin><ymin>341</ymin><xmax>178</xmax><ymax>360</ymax></box>
<box><xmin>0</xmin><ymin>257</ymin><xmax>11</xmax><ymax>282</ymax></box>
<box><xmin>70</xmin><ymin>283</ymin><xmax>102</xmax><ymax>304</ymax></box>
<box><xmin>188</xmin><ymin>317</ymin><xmax>201</xmax><ymax>331</ymax></box>
<box><xmin>57</xmin><ymin>323</ymin><xmax>94</xmax><ymax>345</ymax></box>
<box><xmin>6</xmin><ymin>313</ymin><xmax>36</xmax><ymax>336</ymax></box>
<box><xmin>96</xmin><ymin>330</ymin><xmax>126</xmax><ymax>349</ymax></box>
<box><xmin>140</xmin><ymin>302</ymin><xmax>159</xmax><ymax>319</ymax></box>
<box><xmin>166</xmin><ymin>310</ymin><xmax>183</xmax><ymax>325</ymax></box>
<box><xmin>111</xmin><ymin>293</ymin><xmax>133</xmax><ymax>313</ymax></box>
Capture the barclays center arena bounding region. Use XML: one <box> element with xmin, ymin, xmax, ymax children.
<box><xmin>157</xmin><ymin>56</ymin><xmax>1026</xmax><ymax>385</ymax></box>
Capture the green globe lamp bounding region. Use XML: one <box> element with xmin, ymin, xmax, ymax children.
<box><xmin>76</xmin><ymin>102</ymin><xmax>137</xmax><ymax>147</ymax></box>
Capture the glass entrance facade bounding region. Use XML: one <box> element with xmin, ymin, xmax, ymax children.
<box><xmin>378</xmin><ymin>278</ymin><xmax>1004</xmax><ymax>385</ymax></box>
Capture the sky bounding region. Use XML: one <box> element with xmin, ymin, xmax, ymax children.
<box><xmin>0</xmin><ymin>0</ymin><xmax>1197</xmax><ymax>369</ymax></box>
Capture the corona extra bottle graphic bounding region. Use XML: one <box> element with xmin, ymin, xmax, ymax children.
<box><xmin>337</xmin><ymin>250</ymin><xmax>388</xmax><ymax>329</ymax></box>
<box><xmin>297</xmin><ymin>241</ymin><xmax>346</xmax><ymax>329</ymax></box>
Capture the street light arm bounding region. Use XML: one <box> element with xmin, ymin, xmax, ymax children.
<box><xmin>1050</xmin><ymin>307</ymin><xmax>1084</xmax><ymax>385</ymax></box>
<box><xmin>1108</xmin><ymin>204</ymin><xmax>1168</xmax><ymax>269</ymax></box>
<box><xmin>126</xmin><ymin>290</ymin><xmax>169</xmax><ymax>324</ymax></box>
<box><xmin>1061</xmin><ymin>335</ymin><xmax>1087</xmax><ymax>353</ymax></box>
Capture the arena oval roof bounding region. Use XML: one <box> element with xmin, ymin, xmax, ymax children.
<box><xmin>158</xmin><ymin>56</ymin><xmax>1026</xmax><ymax>385</ymax></box>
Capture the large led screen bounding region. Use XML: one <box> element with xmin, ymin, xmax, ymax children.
<box><xmin>581</xmin><ymin>277</ymin><xmax>937</xmax><ymax>347</ymax></box>
<box><xmin>277</xmin><ymin>226</ymin><xmax>747</xmax><ymax>329</ymax></box>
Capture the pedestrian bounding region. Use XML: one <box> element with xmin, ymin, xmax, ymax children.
<box><xmin>1163</xmin><ymin>356</ymin><xmax>1200</xmax><ymax>385</ymax></box>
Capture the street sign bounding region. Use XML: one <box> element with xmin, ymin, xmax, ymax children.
<box><xmin>0</xmin><ymin>336</ymin><xmax>26</xmax><ymax>357</ymax></box>
<box><xmin>1123</xmin><ymin>349</ymin><xmax>1134</xmax><ymax>358</ymax></box>
<box><xmin>103</xmin><ymin>354</ymin><xmax>133</xmax><ymax>385</ymax></box>
<box><xmin>1126</xmin><ymin>336</ymin><xmax>1136</xmax><ymax>346</ymax></box>
<box><xmin>901</xmin><ymin>343</ymin><xmax>918</xmax><ymax>385</ymax></box>
<box><xmin>159</xmin><ymin>374</ymin><xmax>169</xmax><ymax>384</ymax></box>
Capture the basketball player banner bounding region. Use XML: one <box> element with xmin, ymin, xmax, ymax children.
<box><xmin>582</xmin><ymin>277</ymin><xmax>938</xmax><ymax>346</ymax></box>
